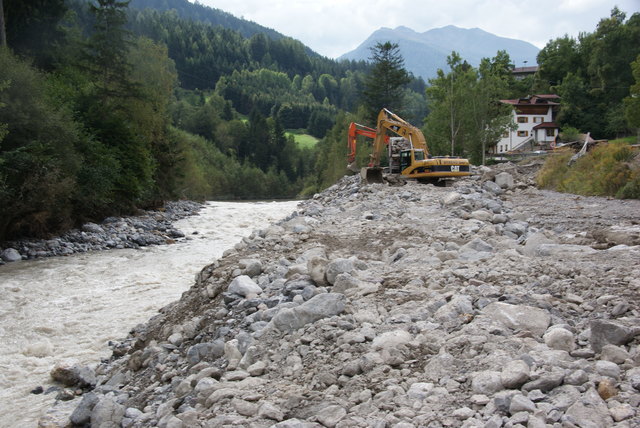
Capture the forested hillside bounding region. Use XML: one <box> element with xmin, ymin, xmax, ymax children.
<box><xmin>1</xmin><ymin>0</ymin><xmax>638</xmax><ymax>242</ymax></box>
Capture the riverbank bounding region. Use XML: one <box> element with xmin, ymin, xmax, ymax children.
<box><xmin>0</xmin><ymin>200</ymin><xmax>202</xmax><ymax>264</ymax></box>
<box><xmin>43</xmin><ymin>164</ymin><xmax>640</xmax><ymax>427</ymax></box>
<box><xmin>0</xmin><ymin>200</ymin><xmax>300</xmax><ymax>427</ymax></box>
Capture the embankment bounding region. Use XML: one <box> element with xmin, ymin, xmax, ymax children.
<box><xmin>42</xmin><ymin>164</ymin><xmax>640</xmax><ymax>427</ymax></box>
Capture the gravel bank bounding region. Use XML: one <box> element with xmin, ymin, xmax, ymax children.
<box><xmin>0</xmin><ymin>201</ymin><xmax>202</xmax><ymax>263</ymax></box>
<box><xmin>41</xmin><ymin>165</ymin><xmax>640</xmax><ymax>427</ymax></box>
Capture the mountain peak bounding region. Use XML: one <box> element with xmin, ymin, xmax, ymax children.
<box><xmin>339</xmin><ymin>25</ymin><xmax>540</xmax><ymax>81</ymax></box>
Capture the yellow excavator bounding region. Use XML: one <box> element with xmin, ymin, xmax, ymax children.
<box><xmin>347</xmin><ymin>108</ymin><xmax>471</xmax><ymax>184</ymax></box>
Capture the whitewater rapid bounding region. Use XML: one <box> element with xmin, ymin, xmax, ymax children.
<box><xmin>0</xmin><ymin>200</ymin><xmax>299</xmax><ymax>427</ymax></box>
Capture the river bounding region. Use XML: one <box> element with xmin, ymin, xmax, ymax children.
<box><xmin>0</xmin><ymin>200</ymin><xmax>300</xmax><ymax>427</ymax></box>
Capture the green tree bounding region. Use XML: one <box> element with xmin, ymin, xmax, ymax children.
<box><xmin>425</xmin><ymin>52</ymin><xmax>475</xmax><ymax>156</ymax></box>
<box><xmin>0</xmin><ymin>0</ymin><xmax>6</xmax><ymax>48</ymax></box>
<box><xmin>85</xmin><ymin>0</ymin><xmax>135</xmax><ymax>101</ymax></box>
<box><xmin>425</xmin><ymin>51</ymin><xmax>513</xmax><ymax>163</ymax></box>
<box><xmin>362</xmin><ymin>41</ymin><xmax>410</xmax><ymax>122</ymax></box>
<box><xmin>624</xmin><ymin>54</ymin><xmax>640</xmax><ymax>135</ymax></box>
<box><xmin>0</xmin><ymin>49</ymin><xmax>84</xmax><ymax>239</ymax></box>
<box><xmin>3</xmin><ymin>0</ymin><xmax>67</xmax><ymax>68</ymax></box>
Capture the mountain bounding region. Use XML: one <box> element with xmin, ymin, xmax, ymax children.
<box><xmin>129</xmin><ymin>0</ymin><xmax>285</xmax><ymax>42</ymax></box>
<box><xmin>338</xmin><ymin>25</ymin><xmax>540</xmax><ymax>81</ymax></box>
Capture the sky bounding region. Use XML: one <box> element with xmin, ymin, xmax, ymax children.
<box><xmin>193</xmin><ymin>0</ymin><xmax>640</xmax><ymax>59</ymax></box>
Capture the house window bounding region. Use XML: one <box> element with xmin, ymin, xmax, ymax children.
<box><xmin>546</xmin><ymin>129</ymin><xmax>555</xmax><ymax>137</ymax></box>
<box><xmin>517</xmin><ymin>117</ymin><xmax>528</xmax><ymax>123</ymax></box>
<box><xmin>517</xmin><ymin>131</ymin><xmax>528</xmax><ymax>137</ymax></box>
<box><xmin>534</xmin><ymin>117</ymin><xmax>544</xmax><ymax>123</ymax></box>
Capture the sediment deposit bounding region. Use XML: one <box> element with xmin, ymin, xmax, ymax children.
<box><xmin>42</xmin><ymin>164</ymin><xmax>640</xmax><ymax>427</ymax></box>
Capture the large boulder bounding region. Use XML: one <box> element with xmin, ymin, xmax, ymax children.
<box><xmin>590</xmin><ymin>319</ymin><xmax>640</xmax><ymax>353</ymax></box>
<box><xmin>1</xmin><ymin>248</ymin><xmax>22</xmax><ymax>262</ymax></box>
<box><xmin>482</xmin><ymin>302</ymin><xmax>550</xmax><ymax>337</ymax></box>
<box><xmin>269</xmin><ymin>293</ymin><xmax>345</xmax><ymax>332</ymax></box>
<box><xmin>494</xmin><ymin>172</ymin><xmax>515</xmax><ymax>189</ymax></box>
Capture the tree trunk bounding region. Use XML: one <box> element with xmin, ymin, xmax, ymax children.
<box><xmin>0</xmin><ymin>0</ymin><xmax>6</xmax><ymax>48</ymax></box>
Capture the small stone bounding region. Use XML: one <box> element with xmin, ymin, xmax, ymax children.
<box><xmin>609</xmin><ymin>403</ymin><xmax>634</xmax><ymax>422</ymax></box>
<box><xmin>452</xmin><ymin>407</ymin><xmax>474</xmax><ymax>419</ymax></box>
<box><xmin>509</xmin><ymin>394</ymin><xmax>536</xmax><ymax>414</ymax></box>
<box><xmin>232</xmin><ymin>398</ymin><xmax>258</xmax><ymax>417</ymax></box>
<box><xmin>543</xmin><ymin>327</ymin><xmax>575</xmax><ymax>352</ymax></box>
<box><xmin>501</xmin><ymin>360</ymin><xmax>530</xmax><ymax>389</ymax></box>
<box><xmin>471</xmin><ymin>371</ymin><xmax>503</xmax><ymax>395</ymax></box>
<box><xmin>600</xmin><ymin>344</ymin><xmax>630</xmax><ymax>364</ymax></box>
<box><xmin>228</xmin><ymin>275</ymin><xmax>262</xmax><ymax>297</ymax></box>
<box><xmin>597</xmin><ymin>378</ymin><xmax>618</xmax><ymax>400</ymax></box>
<box><xmin>595</xmin><ymin>360</ymin><xmax>620</xmax><ymax>379</ymax></box>
<box><xmin>316</xmin><ymin>405</ymin><xmax>346</xmax><ymax>427</ymax></box>
<box><xmin>247</xmin><ymin>361</ymin><xmax>267</xmax><ymax>376</ymax></box>
<box><xmin>258</xmin><ymin>402</ymin><xmax>285</xmax><ymax>421</ymax></box>
<box><xmin>565</xmin><ymin>369</ymin><xmax>589</xmax><ymax>386</ymax></box>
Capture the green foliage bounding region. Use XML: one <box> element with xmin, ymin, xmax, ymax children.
<box><xmin>287</xmin><ymin>131</ymin><xmax>318</xmax><ymax>150</ymax></box>
<box><xmin>624</xmin><ymin>54</ymin><xmax>640</xmax><ymax>131</ymax></box>
<box><xmin>3</xmin><ymin>0</ymin><xmax>68</xmax><ymax>69</ymax></box>
<box><xmin>537</xmin><ymin>142</ymin><xmax>640</xmax><ymax>198</ymax></box>
<box><xmin>0</xmin><ymin>48</ymin><xmax>83</xmax><ymax>239</ymax></box>
<box><xmin>362</xmin><ymin>42</ymin><xmax>411</xmax><ymax>122</ymax></box>
<box><xmin>560</xmin><ymin>126</ymin><xmax>581</xmax><ymax>142</ymax></box>
<box><xmin>537</xmin><ymin>8</ymin><xmax>640</xmax><ymax>138</ymax></box>
<box><xmin>424</xmin><ymin>51</ymin><xmax>514</xmax><ymax>163</ymax></box>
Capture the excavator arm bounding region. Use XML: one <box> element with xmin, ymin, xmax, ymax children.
<box><xmin>347</xmin><ymin>122</ymin><xmax>378</xmax><ymax>165</ymax></box>
<box><xmin>370</xmin><ymin>108</ymin><xmax>429</xmax><ymax>167</ymax></box>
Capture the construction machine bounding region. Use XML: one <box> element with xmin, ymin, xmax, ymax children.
<box><xmin>347</xmin><ymin>108</ymin><xmax>471</xmax><ymax>184</ymax></box>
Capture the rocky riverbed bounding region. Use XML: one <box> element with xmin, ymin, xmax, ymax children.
<box><xmin>40</xmin><ymin>164</ymin><xmax>640</xmax><ymax>427</ymax></box>
<box><xmin>0</xmin><ymin>201</ymin><xmax>202</xmax><ymax>263</ymax></box>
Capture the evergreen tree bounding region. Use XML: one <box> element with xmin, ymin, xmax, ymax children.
<box><xmin>86</xmin><ymin>0</ymin><xmax>135</xmax><ymax>101</ymax></box>
<box><xmin>2</xmin><ymin>0</ymin><xmax>67</xmax><ymax>68</ymax></box>
<box><xmin>362</xmin><ymin>41</ymin><xmax>410</xmax><ymax>123</ymax></box>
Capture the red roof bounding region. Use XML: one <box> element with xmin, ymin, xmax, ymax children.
<box><xmin>533</xmin><ymin>122</ymin><xmax>559</xmax><ymax>130</ymax></box>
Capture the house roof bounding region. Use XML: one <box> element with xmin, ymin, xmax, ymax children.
<box><xmin>500</xmin><ymin>94</ymin><xmax>560</xmax><ymax>107</ymax></box>
<box><xmin>512</xmin><ymin>66</ymin><xmax>539</xmax><ymax>74</ymax></box>
<box><xmin>533</xmin><ymin>121</ymin><xmax>559</xmax><ymax>130</ymax></box>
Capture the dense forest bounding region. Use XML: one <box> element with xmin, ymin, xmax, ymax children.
<box><xmin>1</xmin><ymin>0</ymin><xmax>638</xmax><ymax>241</ymax></box>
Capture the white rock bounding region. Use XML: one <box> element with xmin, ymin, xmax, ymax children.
<box><xmin>371</xmin><ymin>329</ymin><xmax>412</xmax><ymax>350</ymax></box>
<box><xmin>228</xmin><ymin>275</ymin><xmax>262</xmax><ymax>297</ymax></box>
<box><xmin>471</xmin><ymin>371</ymin><xmax>503</xmax><ymax>395</ymax></box>
<box><xmin>544</xmin><ymin>327</ymin><xmax>575</xmax><ymax>352</ymax></box>
<box><xmin>501</xmin><ymin>360</ymin><xmax>530</xmax><ymax>389</ymax></box>
<box><xmin>482</xmin><ymin>302</ymin><xmax>550</xmax><ymax>337</ymax></box>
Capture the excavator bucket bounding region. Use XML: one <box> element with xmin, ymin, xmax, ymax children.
<box><xmin>361</xmin><ymin>167</ymin><xmax>384</xmax><ymax>184</ymax></box>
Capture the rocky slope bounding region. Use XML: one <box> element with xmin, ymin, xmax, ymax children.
<box><xmin>41</xmin><ymin>164</ymin><xmax>640</xmax><ymax>427</ymax></box>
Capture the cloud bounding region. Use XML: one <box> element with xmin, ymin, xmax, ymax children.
<box><xmin>194</xmin><ymin>0</ymin><xmax>639</xmax><ymax>57</ymax></box>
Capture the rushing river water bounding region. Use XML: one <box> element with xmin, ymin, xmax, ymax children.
<box><xmin>0</xmin><ymin>200</ymin><xmax>299</xmax><ymax>427</ymax></box>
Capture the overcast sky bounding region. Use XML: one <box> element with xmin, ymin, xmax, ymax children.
<box><xmin>193</xmin><ymin>0</ymin><xmax>639</xmax><ymax>59</ymax></box>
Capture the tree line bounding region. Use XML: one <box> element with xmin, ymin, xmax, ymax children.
<box><xmin>1</xmin><ymin>1</ymin><xmax>638</xmax><ymax>241</ymax></box>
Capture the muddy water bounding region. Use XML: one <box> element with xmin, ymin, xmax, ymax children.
<box><xmin>0</xmin><ymin>200</ymin><xmax>299</xmax><ymax>427</ymax></box>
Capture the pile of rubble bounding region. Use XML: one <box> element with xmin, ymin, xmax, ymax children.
<box><xmin>42</xmin><ymin>165</ymin><xmax>640</xmax><ymax>427</ymax></box>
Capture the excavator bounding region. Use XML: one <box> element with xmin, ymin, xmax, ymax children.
<box><xmin>347</xmin><ymin>108</ymin><xmax>471</xmax><ymax>184</ymax></box>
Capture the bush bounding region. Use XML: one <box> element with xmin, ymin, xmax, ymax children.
<box><xmin>537</xmin><ymin>142</ymin><xmax>640</xmax><ymax>199</ymax></box>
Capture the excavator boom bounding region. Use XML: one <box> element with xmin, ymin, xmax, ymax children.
<box><xmin>347</xmin><ymin>108</ymin><xmax>471</xmax><ymax>183</ymax></box>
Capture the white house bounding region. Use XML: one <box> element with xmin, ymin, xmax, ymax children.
<box><xmin>494</xmin><ymin>94</ymin><xmax>560</xmax><ymax>154</ymax></box>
